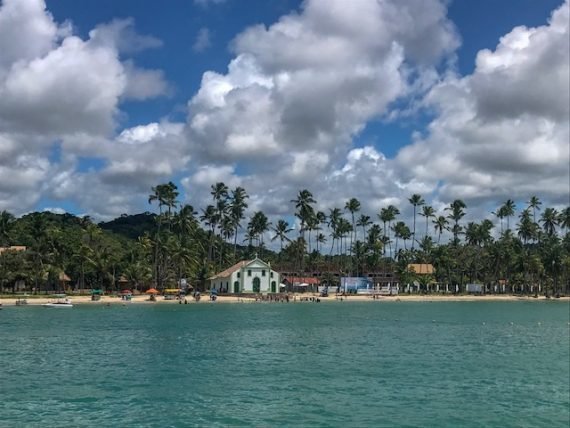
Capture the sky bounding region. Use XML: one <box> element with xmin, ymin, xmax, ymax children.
<box><xmin>0</xmin><ymin>0</ymin><xmax>568</xmax><ymax>229</ymax></box>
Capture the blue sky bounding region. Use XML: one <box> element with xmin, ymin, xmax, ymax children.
<box><xmin>0</xmin><ymin>0</ymin><xmax>568</xmax><ymax>223</ymax></box>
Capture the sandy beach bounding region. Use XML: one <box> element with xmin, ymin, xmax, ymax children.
<box><xmin>1</xmin><ymin>294</ymin><xmax>568</xmax><ymax>306</ymax></box>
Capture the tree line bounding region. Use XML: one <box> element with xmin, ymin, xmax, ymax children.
<box><xmin>0</xmin><ymin>182</ymin><xmax>568</xmax><ymax>295</ymax></box>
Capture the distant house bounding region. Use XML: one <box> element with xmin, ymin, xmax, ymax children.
<box><xmin>282</xmin><ymin>276</ymin><xmax>320</xmax><ymax>292</ymax></box>
<box><xmin>0</xmin><ymin>246</ymin><xmax>27</xmax><ymax>255</ymax></box>
<box><xmin>407</xmin><ymin>264</ymin><xmax>435</xmax><ymax>275</ymax></box>
<box><xmin>209</xmin><ymin>256</ymin><xmax>280</xmax><ymax>294</ymax></box>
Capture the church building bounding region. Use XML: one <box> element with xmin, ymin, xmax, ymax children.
<box><xmin>209</xmin><ymin>256</ymin><xmax>280</xmax><ymax>294</ymax></box>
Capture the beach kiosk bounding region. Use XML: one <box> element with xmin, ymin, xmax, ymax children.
<box><xmin>91</xmin><ymin>289</ymin><xmax>103</xmax><ymax>301</ymax></box>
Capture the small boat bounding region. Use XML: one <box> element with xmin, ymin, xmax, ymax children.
<box><xmin>43</xmin><ymin>295</ymin><xmax>73</xmax><ymax>308</ymax></box>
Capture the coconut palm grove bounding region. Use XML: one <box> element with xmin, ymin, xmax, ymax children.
<box><xmin>1</xmin><ymin>182</ymin><xmax>569</xmax><ymax>296</ymax></box>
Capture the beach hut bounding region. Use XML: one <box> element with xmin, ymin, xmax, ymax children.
<box><xmin>42</xmin><ymin>271</ymin><xmax>71</xmax><ymax>292</ymax></box>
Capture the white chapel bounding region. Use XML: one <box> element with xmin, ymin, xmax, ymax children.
<box><xmin>209</xmin><ymin>256</ymin><xmax>280</xmax><ymax>294</ymax></box>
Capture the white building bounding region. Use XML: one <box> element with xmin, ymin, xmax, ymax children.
<box><xmin>209</xmin><ymin>257</ymin><xmax>280</xmax><ymax>294</ymax></box>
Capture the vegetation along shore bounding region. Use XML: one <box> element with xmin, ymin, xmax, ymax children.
<box><xmin>0</xmin><ymin>182</ymin><xmax>569</xmax><ymax>298</ymax></box>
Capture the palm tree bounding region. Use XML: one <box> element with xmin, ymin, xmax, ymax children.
<box><xmin>446</xmin><ymin>199</ymin><xmax>466</xmax><ymax>245</ymax></box>
<box><xmin>465</xmin><ymin>222</ymin><xmax>481</xmax><ymax>246</ymax></box>
<box><xmin>0</xmin><ymin>210</ymin><xmax>15</xmax><ymax>246</ymax></box>
<box><xmin>148</xmin><ymin>184</ymin><xmax>167</xmax><ymax>214</ymax></box>
<box><xmin>211</xmin><ymin>182</ymin><xmax>229</xmax><ymax>257</ymax></box>
<box><xmin>345</xmin><ymin>198</ymin><xmax>360</xmax><ymax>256</ymax></box>
<box><xmin>167</xmin><ymin>236</ymin><xmax>197</xmax><ymax>290</ymax></box>
<box><xmin>72</xmin><ymin>243</ymin><xmax>94</xmax><ymax>291</ymax></box>
<box><xmin>408</xmin><ymin>194</ymin><xmax>425</xmax><ymax>249</ymax></box>
<box><xmin>174</xmin><ymin>205</ymin><xmax>198</xmax><ymax>242</ymax></box>
<box><xmin>528</xmin><ymin>196</ymin><xmax>542</xmax><ymax>225</ymax></box>
<box><xmin>367</xmin><ymin>224</ymin><xmax>383</xmax><ymax>260</ymax></box>
<box><xmin>392</xmin><ymin>221</ymin><xmax>410</xmax><ymax>254</ymax></box>
<box><xmin>517</xmin><ymin>209</ymin><xmax>535</xmax><ymax>245</ymax></box>
<box><xmin>305</xmin><ymin>213</ymin><xmax>319</xmax><ymax>253</ymax></box>
<box><xmin>419</xmin><ymin>205</ymin><xmax>435</xmax><ymax>240</ymax></box>
<box><xmin>433</xmin><ymin>215</ymin><xmax>449</xmax><ymax>244</ymax></box>
<box><xmin>211</xmin><ymin>182</ymin><xmax>229</xmax><ymax>203</ymax></box>
<box><xmin>272</xmin><ymin>220</ymin><xmax>293</xmax><ymax>252</ymax></box>
<box><xmin>541</xmin><ymin>208</ymin><xmax>559</xmax><ymax>237</ymax></box>
<box><xmin>229</xmin><ymin>187</ymin><xmax>249</xmax><ymax>258</ymax></box>
<box><xmin>493</xmin><ymin>206</ymin><xmax>506</xmax><ymax>234</ymax></box>
<box><xmin>248</xmin><ymin>211</ymin><xmax>271</xmax><ymax>257</ymax></box>
<box><xmin>328</xmin><ymin>208</ymin><xmax>342</xmax><ymax>254</ymax></box>
<box><xmin>291</xmin><ymin>189</ymin><xmax>316</xmax><ymax>241</ymax></box>
<box><xmin>200</xmin><ymin>205</ymin><xmax>217</xmax><ymax>262</ymax></box>
<box><xmin>379</xmin><ymin>205</ymin><xmax>399</xmax><ymax>258</ymax></box>
<box><xmin>149</xmin><ymin>183</ymin><xmax>178</xmax><ymax>287</ymax></box>
<box><xmin>336</xmin><ymin>218</ymin><xmax>352</xmax><ymax>259</ymax></box>
<box><xmin>219</xmin><ymin>215</ymin><xmax>235</xmax><ymax>267</ymax></box>
<box><xmin>314</xmin><ymin>211</ymin><xmax>327</xmax><ymax>253</ymax></box>
<box><xmin>501</xmin><ymin>199</ymin><xmax>516</xmax><ymax>231</ymax></box>
<box><xmin>356</xmin><ymin>214</ymin><xmax>372</xmax><ymax>242</ymax></box>
<box><xmin>316</xmin><ymin>233</ymin><xmax>327</xmax><ymax>253</ymax></box>
<box><xmin>479</xmin><ymin>219</ymin><xmax>494</xmax><ymax>246</ymax></box>
<box><xmin>559</xmin><ymin>207</ymin><xmax>570</xmax><ymax>235</ymax></box>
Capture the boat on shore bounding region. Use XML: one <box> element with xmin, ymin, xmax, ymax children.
<box><xmin>43</xmin><ymin>295</ymin><xmax>73</xmax><ymax>308</ymax></box>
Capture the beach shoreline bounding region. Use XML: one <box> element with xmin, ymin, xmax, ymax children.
<box><xmin>1</xmin><ymin>294</ymin><xmax>568</xmax><ymax>306</ymax></box>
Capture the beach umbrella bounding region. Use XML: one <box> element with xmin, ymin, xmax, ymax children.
<box><xmin>145</xmin><ymin>288</ymin><xmax>159</xmax><ymax>294</ymax></box>
<box><xmin>121</xmin><ymin>289</ymin><xmax>132</xmax><ymax>294</ymax></box>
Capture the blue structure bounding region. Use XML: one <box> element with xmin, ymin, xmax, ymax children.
<box><xmin>341</xmin><ymin>277</ymin><xmax>374</xmax><ymax>294</ymax></box>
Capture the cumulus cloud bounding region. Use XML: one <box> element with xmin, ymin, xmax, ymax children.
<box><xmin>180</xmin><ymin>0</ymin><xmax>459</xmax><ymax>221</ymax></box>
<box><xmin>192</xmin><ymin>27</ymin><xmax>212</xmax><ymax>53</ymax></box>
<box><xmin>187</xmin><ymin>0</ymin><xmax>457</xmax><ymax>165</ymax></box>
<box><xmin>89</xmin><ymin>18</ymin><xmax>162</xmax><ymax>54</ymax></box>
<box><xmin>1</xmin><ymin>0</ymin><xmax>567</xmax><ymax>227</ymax></box>
<box><xmin>0</xmin><ymin>0</ymin><xmax>65</xmax><ymax>75</ymax></box>
<box><xmin>0</xmin><ymin>0</ymin><xmax>172</xmax><ymax>215</ymax></box>
<box><xmin>396</xmin><ymin>0</ymin><xmax>570</xmax><ymax>206</ymax></box>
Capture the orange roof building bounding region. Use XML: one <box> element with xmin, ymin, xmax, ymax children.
<box><xmin>407</xmin><ymin>264</ymin><xmax>435</xmax><ymax>275</ymax></box>
<box><xmin>0</xmin><ymin>246</ymin><xmax>27</xmax><ymax>255</ymax></box>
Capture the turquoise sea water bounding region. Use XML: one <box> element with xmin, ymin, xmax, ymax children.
<box><xmin>1</xmin><ymin>301</ymin><xmax>569</xmax><ymax>427</ymax></box>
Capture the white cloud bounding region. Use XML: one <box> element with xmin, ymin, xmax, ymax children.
<box><xmin>88</xmin><ymin>18</ymin><xmax>162</xmax><ymax>54</ymax></box>
<box><xmin>192</xmin><ymin>27</ymin><xmax>211</xmax><ymax>53</ymax></box>
<box><xmin>43</xmin><ymin>207</ymin><xmax>66</xmax><ymax>215</ymax></box>
<box><xmin>0</xmin><ymin>0</ymin><xmax>64</xmax><ymax>76</ymax></box>
<box><xmin>1</xmin><ymin>0</ymin><xmax>567</xmax><ymax>225</ymax></box>
<box><xmin>396</xmin><ymin>0</ymin><xmax>570</xmax><ymax>206</ymax></box>
<box><xmin>0</xmin><ymin>35</ymin><xmax>125</xmax><ymax>135</ymax></box>
<box><xmin>194</xmin><ymin>0</ymin><xmax>226</xmax><ymax>7</ymax></box>
<box><xmin>180</xmin><ymin>0</ymin><xmax>459</xmax><ymax>219</ymax></box>
<box><xmin>0</xmin><ymin>0</ymin><xmax>173</xmax><ymax>215</ymax></box>
<box><xmin>122</xmin><ymin>60</ymin><xmax>170</xmax><ymax>100</ymax></box>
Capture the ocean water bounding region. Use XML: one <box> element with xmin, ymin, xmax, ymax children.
<box><xmin>0</xmin><ymin>301</ymin><xmax>568</xmax><ymax>427</ymax></box>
